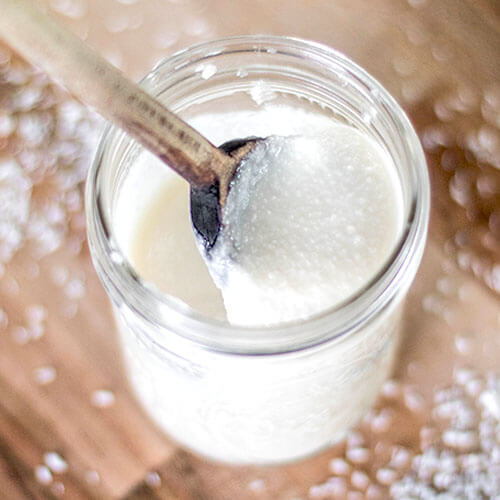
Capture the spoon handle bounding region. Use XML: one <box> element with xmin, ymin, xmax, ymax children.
<box><xmin>0</xmin><ymin>0</ymin><xmax>229</xmax><ymax>187</ymax></box>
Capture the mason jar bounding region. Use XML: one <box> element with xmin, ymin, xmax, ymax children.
<box><xmin>85</xmin><ymin>35</ymin><xmax>430</xmax><ymax>465</ymax></box>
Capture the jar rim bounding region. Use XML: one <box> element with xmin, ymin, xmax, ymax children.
<box><xmin>85</xmin><ymin>35</ymin><xmax>430</xmax><ymax>355</ymax></box>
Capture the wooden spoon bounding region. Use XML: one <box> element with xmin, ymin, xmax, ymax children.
<box><xmin>0</xmin><ymin>0</ymin><xmax>259</xmax><ymax>250</ymax></box>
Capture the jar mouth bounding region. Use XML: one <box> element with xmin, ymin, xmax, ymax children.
<box><xmin>86</xmin><ymin>35</ymin><xmax>430</xmax><ymax>355</ymax></box>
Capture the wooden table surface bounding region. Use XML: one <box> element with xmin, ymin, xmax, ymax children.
<box><xmin>0</xmin><ymin>0</ymin><xmax>499</xmax><ymax>498</ymax></box>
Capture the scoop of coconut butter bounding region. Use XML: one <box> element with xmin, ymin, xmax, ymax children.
<box><xmin>197</xmin><ymin>124</ymin><xmax>403</xmax><ymax>327</ymax></box>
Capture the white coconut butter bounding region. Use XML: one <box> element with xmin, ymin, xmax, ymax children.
<box><xmin>113</xmin><ymin>104</ymin><xmax>406</xmax><ymax>463</ymax></box>
<box><xmin>122</xmin><ymin>105</ymin><xmax>402</xmax><ymax>325</ymax></box>
<box><xmin>205</xmin><ymin>128</ymin><xmax>402</xmax><ymax>326</ymax></box>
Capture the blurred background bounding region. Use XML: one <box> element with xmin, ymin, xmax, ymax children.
<box><xmin>0</xmin><ymin>0</ymin><xmax>499</xmax><ymax>498</ymax></box>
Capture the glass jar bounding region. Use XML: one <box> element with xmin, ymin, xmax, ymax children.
<box><xmin>85</xmin><ymin>35</ymin><xmax>430</xmax><ymax>465</ymax></box>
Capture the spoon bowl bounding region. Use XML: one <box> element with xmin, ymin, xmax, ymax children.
<box><xmin>190</xmin><ymin>136</ymin><xmax>262</xmax><ymax>252</ymax></box>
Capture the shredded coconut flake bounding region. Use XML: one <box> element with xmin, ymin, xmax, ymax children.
<box><xmin>44</xmin><ymin>452</ymin><xmax>68</xmax><ymax>474</ymax></box>
<box><xmin>91</xmin><ymin>389</ymin><xmax>115</xmax><ymax>408</ymax></box>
